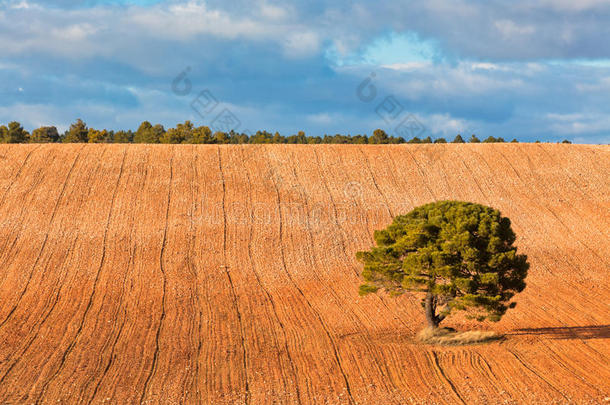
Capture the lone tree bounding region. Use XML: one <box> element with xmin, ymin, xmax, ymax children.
<box><xmin>357</xmin><ymin>201</ymin><xmax>529</xmax><ymax>329</ymax></box>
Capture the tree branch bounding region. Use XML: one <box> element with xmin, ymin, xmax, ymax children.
<box><xmin>435</xmin><ymin>304</ymin><xmax>451</xmax><ymax>323</ymax></box>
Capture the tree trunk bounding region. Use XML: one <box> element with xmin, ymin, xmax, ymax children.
<box><xmin>424</xmin><ymin>292</ymin><xmax>439</xmax><ymax>329</ymax></box>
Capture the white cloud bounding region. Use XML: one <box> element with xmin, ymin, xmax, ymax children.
<box><xmin>546</xmin><ymin>112</ymin><xmax>610</xmax><ymax>135</ymax></box>
<box><xmin>495</xmin><ymin>20</ymin><xmax>536</xmax><ymax>38</ymax></box>
<box><xmin>51</xmin><ymin>23</ymin><xmax>97</xmax><ymax>41</ymax></box>
<box><xmin>571</xmin><ymin>134</ymin><xmax>610</xmax><ymax>144</ymax></box>
<box><xmin>0</xmin><ymin>103</ymin><xmax>66</xmax><ymax>130</ymax></box>
<box><xmin>8</xmin><ymin>0</ymin><xmax>32</xmax><ymax>9</ymax></box>
<box><xmin>130</xmin><ymin>2</ymin><xmax>266</xmax><ymax>40</ymax></box>
<box><xmin>258</xmin><ymin>2</ymin><xmax>289</xmax><ymax>20</ymax></box>
<box><xmin>422</xmin><ymin>113</ymin><xmax>470</xmax><ymax>137</ymax></box>
<box><xmin>575</xmin><ymin>77</ymin><xmax>610</xmax><ymax>92</ymax></box>
<box><xmin>283</xmin><ymin>31</ymin><xmax>320</xmax><ymax>57</ymax></box>
<box><xmin>127</xmin><ymin>0</ymin><xmax>321</xmax><ymax>59</ymax></box>
<box><xmin>381</xmin><ymin>62</ymin><xmax>432</xmax><ymax>71</ymax></box>
<box><xmin>0</xmin><ymin>0</ymin><xmax>321</xmax><ymax>63</ymax></box>
<box><xmin>537</xmin><ymin>0</ymin><xmax>610</xmax><ymax>11</ymax></box>
<box><xmin>366</xmin><ymin>62</ymin><xmax>526</xmax><ymax>100</ymax></box>
<box><xmin>470</xmin><ymin>63</ymin><xmax>502</xmax><ymax>71</ymax></box>
<box><xmin>307</xmin><ymin>112</ymin><xmax>333</xmax><ymax>125</ymax></box>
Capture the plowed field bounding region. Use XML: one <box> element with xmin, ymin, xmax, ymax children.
<box><xmin>0</xmin><ymin>143</ymin><xmax>608</xmax><ymax>404</ymax></box>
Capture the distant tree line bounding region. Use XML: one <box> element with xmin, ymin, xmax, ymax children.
<box><xmin>0</xmin><ymin>119</ymin><xmax>572</xmax><ymax>144</ymax></box>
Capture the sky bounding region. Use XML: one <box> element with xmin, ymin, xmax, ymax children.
<box><xmin>1</xmin><ymin>0</ymin><xmax>609</xmax><ymax>143</ymax></box>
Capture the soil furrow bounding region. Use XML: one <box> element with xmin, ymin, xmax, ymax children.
<box><xmin>506</xmin><ymin>349</ymin><xmax>570</xmax><ymax>402</ymax></box>
<box><xmin>217</xmin><ymin>146</ymin><xmax>250</xmax><ymax>404</ymax></box>
<box><xmin>0</xmin><ymin>145</ymin><xmax>40</xmax><ymax>209</ymax></box>
<box><xmin>240</xmin><ymin>145</ymin><xmax>301</xmax><ymax>404</ymax></box>
<box><xmin>427</xmin><ymin>351</ymin><xmax>466</xmax><ymax>405</ymax></box>
<box><xmin>269</xmin><ymin>165</ymin><xmax>355</xmax><ymax>405</ymax></box>
<box><xmin>35</xmin><ymin>148</ymin><xmax>127</xmax><ymax>402</ymax></box>
<box><xmin>139</xmin><ymin>148</ymin><xmax>174</xmax><ymax>404</ymax></box>
<box><xmin>0</xmin><ymin>146</ymin><xmax>84</xmax><ymax>330</ymax></box>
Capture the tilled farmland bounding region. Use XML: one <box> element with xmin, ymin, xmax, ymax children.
<box><xmin>0</xmin><ymin>143</ymin><xmax>608</xmax><ymax>404</ymax></box>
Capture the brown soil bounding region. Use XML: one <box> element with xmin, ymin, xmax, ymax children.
<box><xmin>0</xmin><ymin>143</ymin><xmax>608</xmax><ymax>404</ymax></box>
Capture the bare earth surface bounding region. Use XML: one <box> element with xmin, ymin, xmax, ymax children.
<box><xmin>0</xmin><ymin>143</ymin><xmax>608</xmax><ymax>404</ymax></box>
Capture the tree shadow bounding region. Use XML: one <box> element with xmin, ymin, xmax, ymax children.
<box><xmin>510</xmin><ymin>325</ymin><xmax>610</xmax><ymax>340</ymax></box>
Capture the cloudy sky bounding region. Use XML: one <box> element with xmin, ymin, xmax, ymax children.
<box><xmin>1</xmin><ymin>0</ymin><xmax>609</xmax><ymax>142</ymax></box>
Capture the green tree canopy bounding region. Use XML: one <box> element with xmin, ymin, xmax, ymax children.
<box><xmin>3</xmin><ymin>121</ymin><xmax>29</xmax><ymax>143</ymax></box>
<box><xmin>134</xmin><ymin>121</ymin><xmax>164</xmax><ymax>143</ymax></box>
<box><xmin>213</xmin><ymin>131</ymin><xmax>230</xmax><ymax>144</ymax></box>
<box><xmin>112</xmin><ymin>130</ymin><xmax>132</xmax><ymax>143</ymax></box>
<box><xmin>286</xmin><ymin>130</ymin><xmax>309</xmax><ymax>144</ymax></box>
<box><xmin>483</xmin><ymin>136</ymin><xmax>505</xmax><ymax>143</ymax></box>
<box><xmin>152</xmin><ymin>124</ymin><xmax>166</xmax><ymax>142</ymax></box>
<box><xmin>369</xmin><ymin>129</ymin><xmax>389</xmax><ymax>144</ymax></box>
<box><xmin>134</xmin><ymin>121</ymin><xmax>153</xmax><ymax>143</ymax></box>
<box><xmin>250</xmin><ymin>130</ymin><xmax>274</xmax><ymax>144</ymax></box>
<box><xmin>30</xmin><ymin>126</ymin><xmax>59</xmax><ymax>143</ymax></box>
<box><xmin>469</xmin><ymin>134</ymin><xmax>481</xmax><ymax>143</ymax></box>
<box><xmin>357</xmin><ymin>201</ymin><xmax>529</xmax><ymax>328</ymax></box>
<box><xmin>189</xmin><ymin>126</ymin><xmax>213</xmax><ymax>144</ymax></box>
<box><xmin>452</xmin><ymin>134</ymin><xmax>465</xmax><ymax>143</ymax></box>
<box><xmin>63</xmin><ymin>119</ymin><xmax>89</xmax><ymax>143</ymax></box>
<box><xmin>160</xmin><ymin>121</ymin><xmax>193</xmax><ymax>144</ymax></box>
<box><xmin>88</xmin><ymin>128</ymin><xmax>111</xmax><ymax>143</ymax></box>
<box><xmin>368</xmin><ymin>129</ymin><xmax>405</xmax><ymax>144</ymax></box>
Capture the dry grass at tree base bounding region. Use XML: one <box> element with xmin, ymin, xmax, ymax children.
<box><xmin>417</xmin><ymin>328</ymin><xmax>501</xmax><ymax>346</ymax></box>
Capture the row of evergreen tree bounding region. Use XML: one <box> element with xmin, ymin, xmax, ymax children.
<box><xmin>1</xmin><ymin>119</ymin><xmax>570</xmax><ymax>144</ymax></box>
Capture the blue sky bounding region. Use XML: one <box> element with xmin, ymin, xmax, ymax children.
<box><xmin>1</xmin><ymin>0</ymin><xmax>609</xmax><ymax>142</ymax></box>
